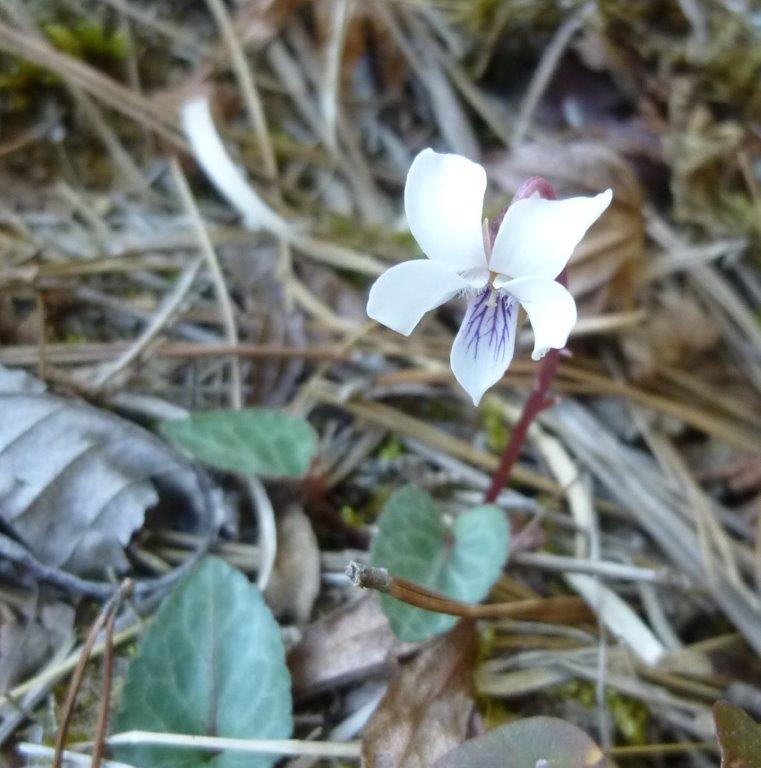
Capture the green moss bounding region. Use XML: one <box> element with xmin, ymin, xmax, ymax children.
<box><xmin>457</xmin><ymin>0</ymin><xmax>573</xmax><ymax>36</ymax></box>
<box><xmin>608</xmin><ymin>690</ymin><xmax>649</xmax><ymax>745</ymax></box>
<box><xmin>377</xmin><ymin>435</ymin><xmax>404</xmax><ymax>461</ymax></box>
<box><xmin>559</xmin><ymin>680</ymin><xmax>649</xmax><ymax>745</ymax></box>
<box><xmin>339</xmin><ymin>504</ymin><xmax>364</xmax><ymax>528</ymax></box>
<box><xmin>0</xmin><ymin>20</ymin><xmax>129</xmax><ymax>111</ymax></box>
<box><xmin>481</xmin><ymin>401</ymin><xmax>509</xmax><ymax>454</ymax></box>
<box><xmin>0</xmin><ymin>59</ymin><xmax>58</xmax><ymax>109</ymax></box>
<box><xmin>44</xmin><ymin>21</ymin><xmax>129</xmax><ymax>62</ymax></box>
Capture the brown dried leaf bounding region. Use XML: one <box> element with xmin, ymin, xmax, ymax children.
<box><xmin>360</xmin><ymin>620</ymin><xmax>476</xmax><ymax>768</ymax></box>
<box><xmin>234</xmin><ymin>0</ymin><xmax>305</xmax><ymax>49</ymax></box>
<box><xmin>486</xmin><ymin>141</ymin><xmax>645</xmax><ymax>307</ymax></box>
<box><xmin>0</xmin><ymin>600</ymin><xmax>74</xmax><ymax>693</ymax></box>
<box><xmin>621</xmin><ymin>291</ymin><xmax>721</xmax><ymax>379</ymax></box>
<box><xmin>287</xmin><ymin>594</ymin><xmax>412</xmax><ymax>700</ymax></box>
<box><xmin>264</xmin><ymin>505</ymin><xmax>320</xmax><ymax>624</ymax></box>
<box><xmin>718</xmin><ymin>457</ymin><xmax>761</xmax><ymax>496</ymax></box>
<box><xmin>0</xmin><ymin>293</ymin><xmax>40</xmax><ymax>346</ymax></box>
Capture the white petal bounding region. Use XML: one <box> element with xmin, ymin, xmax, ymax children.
<box><xmin>180</xmin><ymin>96</ymin><xmax>290</xmax><ymax>235</ymax></box>
<box><xmin>490</xmin><ymin>189</ymin><xmax>612</xmax><ymax>280</ymax></box>
<box><xmin>460</xmin><ymin>267</ymin><xmax>491</xmax><ymax>289</ymax></box>
<box><xmin>404</xmin><ymin>149</ymin><xmax>488</xmax><ymax>271</ymax></box>
<box><xmin>450</xmin><ymin>289</ymin><xmax>518</xmax><ymax>406</ymax></box>
<box><xmin>367</xmin><ymin>260</ymin><xmax>469</xmax><ymax>336</ymax></box>
<box><xmin>502</xmin><ymin>277</ymin><xmax>577</xmax><ymax>360</ymax></box>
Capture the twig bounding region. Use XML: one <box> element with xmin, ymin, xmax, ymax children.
<box><xmin>89</xmin><ymin>607</ymin><xmax>118</xmax><ymax>768</ymax></box>
<box><xmin>319</xmin><ymin>0</ymin><xmax>352</xmax><ymax>150</ymax></box>
<box><xmin>18</xmin><ymin>743</ymin><xmax>135</xmax><ymax>768</ymax></box>
<box><xmin>53</xmin><ymin>581</ymin><xmax>133</xmax><ymax>768</ymax></box>
<box><xmin>510</xmin><ymin>3</ymin><xmax>593</xmax><ymax>147</ymax></box>
<box><xmin>0</xmin><ymin>534</ymin><xmax>114</xmax><ymax>600</ymax></box>
<box><xmin>204</xmin><ymin>0</ymin><xmax>277</xmax><ymax>178</ymax></box>
<box><xmin>510</xmin><ymin>552</ymin><xmax>692</xmax><ymax>588</ymax></box>
<box><xmin>0</xmin><ymin>19</ymin><xmax>183</xmax><ymax>147</ymax></box>
<box><xmin>346</xmin><ymin>563</ymin><xmax>593</xmax><ymax>623</ymax></box>
<box><xmin>92</xmin><ymin>175</ymin><xmax>204</xmax><ymax>390</ymax></box>
<box><xmin>172</xmin><ymin>156</ymin><xmax>243</xmax><ymax>409</ymax></box>
<box><xmin>105</xmin><ymin>732</ymin><xmax>361</xmax><ymax>758</ymax></box>
<box><xmin>247</xmin><ymin>476</ymin><xmax>277</xmax><ymax>591</ymax></box>
<box><xmin>0</xmin><ymin>624</ymin><xmax>141</xmax><ymax>710</ymax></box>
<box><xmin>607</xmin><ymin>742</ymin><xmax>716</xmax><ymax>758</ymax></box>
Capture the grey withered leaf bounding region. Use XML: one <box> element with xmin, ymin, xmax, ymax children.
<box><xmin>0</xmin><ymin>365</ymin><xmax>213</xmax><ymax>575</ymax></box>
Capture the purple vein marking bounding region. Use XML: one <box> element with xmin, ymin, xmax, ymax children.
<box><xmin>464</xmin><ymin>289</ymin><xmax>514</xmax><ymax>363</ymax></box>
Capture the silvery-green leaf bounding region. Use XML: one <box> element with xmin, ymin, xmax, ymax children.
<box><xmin>434</xmin><ymin>717</ymin><xmax>606</xmax><ymax>768</ymax></box>
<box><xmin>371</xmin><ymin>486</ymin><xmax>509</xmax><ymax>641</ymax></box>
<box><xmin>113</xmin><ymin>557</ymin><xmax>293</xmax><ymax>768</ymax></box>
<box><xmin>162</xmin><ymin>409</ymin><xmax>316</xmax><ymax>478</ymax></box>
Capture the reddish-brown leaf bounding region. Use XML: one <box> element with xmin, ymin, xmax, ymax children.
<box><xmin>360</xmin><ymin>620</ymin><xmax>477</xmax><ymax>768</ymax></box>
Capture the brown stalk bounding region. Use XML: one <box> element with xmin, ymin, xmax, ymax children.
<box><xmin>347</xmin><ymin>563</ymin><xmax>592</xmax><ymax>623</ymax></box>
<box><xmin>89</xmin><ymin>607</ymin><xmax>118</xmax><ymax>768</ymax></box>
<box><xmin>52</xmin><ymin>581</ymin><xmax>133</xmax><ymax>768</ymax></box>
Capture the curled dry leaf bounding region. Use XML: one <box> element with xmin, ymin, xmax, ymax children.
<box><xmin>234</xmin><ymin>0</ymin><xmax>305</xmax><ymax>49</ymax></box>
<box><xmin>486</xmin><ymin>141</ymin><xmax>645</xmax><ymax>308</ymax></box>
<box><xmin>360</xmin><ymin>620</ymin><xmax>476</xmax><ymax>768</ymax></box>
<box><xmin>287</xmin><ymin>594</ymin><xmax>413</xmax><ymax>701</ymax></box>
<box><xmin>0</xmin><ymin>600</ymin><xmax>74</xmax><ymax>694</ymax></box>
<box><xmin>264</xmin><ymin>505</ymin><xmax>321</xmax><ymax>623</ymax></box>
<box><xmin>707</xmin><ymin>455</ymin><xmax>761</xmax><ymax>496</ymax></box>
<box><xmin>0</xmin><ymin>365</ymin><xmax>213</xmax><ymax>575</ymax></box>
<box><xmin>621</xmin><ymin>291</ymin><xmax>721</xmax><ymax>379</ymax></box>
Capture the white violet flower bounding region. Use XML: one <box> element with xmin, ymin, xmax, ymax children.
<box><xmin>367</xmin><ymin>149</ymin><xmax>612</xmax><ymax>405</ymax></box>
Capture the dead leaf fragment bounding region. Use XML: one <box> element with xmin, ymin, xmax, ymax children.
<box><xmin>486</xmin><ymin>141</ymin><xmax>645</xmax><ymax>307</ymax></box>
<box><xmin>0</xmin><ymin>600</ymin><xmax>74</xmax><ymax>693</ymax></box>
<box><xmin>264</xmin><ymin>505</ymin><xmax>320</xmax><ymax>623</ymax></box>
<box><xmin>621</xmin><ymin>291</ymin><xmax>720</xmax><ymax>379</ymax></box>
<box><xmin>360</xmin><ymin>620</ymin><xmax>476</xmax><ymax>768</ymax></box>
<box><xmin>0</xmin><ymin>365</ymin><xmax>213</xmax><ymax>575</ymax></box>
<box><xmin>288</xmin><ymin>594</ymin><xmax>412</xmax><ymax>700</ymax></box>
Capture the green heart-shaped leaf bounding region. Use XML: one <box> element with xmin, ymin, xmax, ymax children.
<box><xmin>162</xmin><ymin>409</ymin><xmax>316</xmax><ymax>478</ymax></box>
<box><xmin>113</xmin><ymin>557</ymin><xmax>292</xmax><ymax>768</ymax></box>
<box><xmin>371</xmin><ymin>485</ymin><xmax>509</xmax><ymax>641</ymax></box>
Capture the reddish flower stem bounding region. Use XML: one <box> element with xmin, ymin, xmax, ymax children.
<box><xmin>484</xmin><ymin>268</ymin><xmax>567</xmax><ymax>504</ymax></box>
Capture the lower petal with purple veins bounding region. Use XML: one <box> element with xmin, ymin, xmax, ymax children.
<box><xmin>450</xmin><ymin>288</ymin><xmax>518</xmax><ymax>406</ymax></box>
